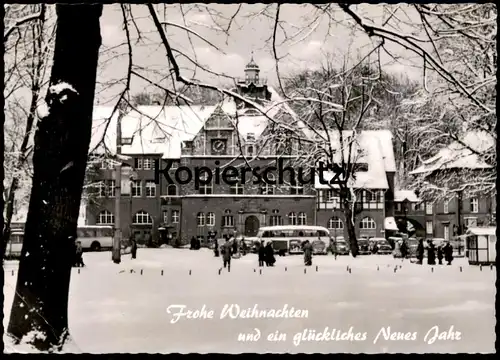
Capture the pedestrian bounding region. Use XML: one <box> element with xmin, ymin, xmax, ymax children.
<box><xmin>416</xmin><ymin>239</ymin><xmax>424</xmax><ymax>265</ymax></box>
<box><xmin>330</xmin><ymin>239</ymin><xmax>337</xmax><ymax>259</ymax></box>
<box><xmin>372</xmin><ymin>242</ymin><xmax>379</xmax><ymax>255</ymax></box>
<box><xmin>427</xmin><ymin>240</ymin><xmax>436</xmax><ymax>265</ymax></box>
<box><xmin>214</xmin><ymin>238</ymin><xmax>219</xmax><ymax>257</ymax></box>
<box><xmin>400</xmin><ymin>240</ymin><xmax>408</xmax><ymax>259</ymax></box>
<box><xmin>131</xmin><ymin>239</ymin><xmax>137</xmax><ymax>259</ymax></box>
<box><xmin>222</xmin><ymin>238</ymin><xmax>232</xmax><ymax>272</ymax></box>
<box><xmin>258</xmin><ymin>241</ymin><xmax>266</xmax><ymax>267</ymax></box>
<box><xmin>264</xmin><ymin>241</ymin><xmax>276</xmax><ymax>266</ymax></box>
<box><xmin>232</xmin><ymin>236</ymin><xmax>238</xmax><ymax>255</ymax></box>
<box><xmin>75</xmin><ymin>240</ymin><xmax>85</xmax><ymax>267</ymax></box>
<box><xmin>303</xmin><ymin>240</ymin><xmax>313</xmax><ymax>266</ymax></box>
<box><xmin>241</xmin><ymin>237</ymin><xmax>247</xmax><ymax>256</ymax></box>
<box><xmin>443</xmin><ymin>241</ymin><xmax>454</xmax><ymax>265</ymax></box>
<box><xmin>190</xmin><ymin>236</ymin><xmax>196</xmax><ymax>250</ymax></box>
<box><xmin>437</xmin><ymin>245</ymin><xmax>444</xmax><ymax>265</ymax></box>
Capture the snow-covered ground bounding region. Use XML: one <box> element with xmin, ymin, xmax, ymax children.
<box><xmin>3</xmin><ymin>249</ymin><xmax>496</xmax><ymax>354</ymax></box>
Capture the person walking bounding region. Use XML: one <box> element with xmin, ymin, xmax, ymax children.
<box><xmin>427</xmin><ymin>240</ymin><xmax>436</xmax><ymax>265</ymax></box>
<box><xmin>241</xmin><ymin>237</ymin><xmax>247</xmax><ymax>256</ymax></box>
<box><xmin>416</xmin><ymin>239</ymin><xmax>424</xmax><ymax>265</ymax></box>
<box><xmin>443</xmin><ymin>241</ymin><xmax>454</xmax><ymax>265</ymax></box>
<box><xmin>400</xmin><ymin>240</ymin><xmax>408</xmax><ymax>259</ymax></box>
<box><xmin>264</xmin><ymin>241</ymin><xmax>276</xmax><ymax>266</ymax></box>
<box><xmin>214</xmin><ymin>238</ymin><xmax>220</xmax><ymax>257</ymax></box>
<box><xmin>222</xmin><ymin>238</ymin><xmax>232</xmax><ymax>272</ymax></box>
<box><xmin>258</xmin><ymin>241</ymin><xmax>266</xmax><ymax>267</ymax></box>
<box><xmin>303</xmin><ymin>240</ymin><xmax>313</xmax><ymax>266</ymax></box>
<box><xmin>131</xmin><ymin>239</ymin><xmax>137</xmax><ymax>259</ymax></box>
<box><xmin>437</xmin><ymin>244</ymin><xmax>444</xmax><ymax>265</ymax></box>
<box><xmin>75</xmin><ymin>240</ymin><xmax>85</xmax><ymax>267</ymax></box>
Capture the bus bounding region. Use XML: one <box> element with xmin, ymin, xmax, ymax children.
<box><xmin>4</xmin><ymin>225</ymin><xmax>113</xmax><ymax>258</ymax></box>
<box><xmin>256</xmin><ymin>225</ymin><xmax>332</xmax><ymax>255</ymax></box>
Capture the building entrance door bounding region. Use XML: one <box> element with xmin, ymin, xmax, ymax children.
<box><xmin>244</xmin><ymin>215</ymin><xmax>260</xmax><ymax>237</ymax></box>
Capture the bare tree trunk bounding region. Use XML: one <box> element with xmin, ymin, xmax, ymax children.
<box><xmin>7</xmin><ymin>4</ymin><xmax>103</xmax><ymax>351</ymax></box>
<box><xmin>342</xmin><ymin>190</ymin><xmax>358</xmax><ymax>257</ymax></box>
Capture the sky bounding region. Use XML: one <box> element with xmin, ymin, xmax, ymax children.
<box><xmin>95</xmin><ymin>3</ymin><xmax>423</xmax><ymax>106</ymax></box>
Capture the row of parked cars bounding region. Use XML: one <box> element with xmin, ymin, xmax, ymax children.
<box><xmin>333</xmin><ymin>237</ymin><xmax>393</xmax><ymax>255</ymax></box>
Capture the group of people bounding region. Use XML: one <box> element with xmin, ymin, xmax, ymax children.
<box><xmin>416</xmin><ymin>239</ymin><xmax>454</xmax><ymax>265</ymax></box>
<box><xmin>257</xmin><ymin>241</ymin><xmax>276</xmax><ymax>267</ymax></box>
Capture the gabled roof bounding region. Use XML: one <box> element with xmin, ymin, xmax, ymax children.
<box><xmin>394</xmin><ymin>190</ymin><xmax>420</xmax><ymax>202</ymax></box>
<box><xmin>410</xmin><ymin>131</ymin><xmax>494</xmax><ymax>175</ymax></box>
<box><xmin>314</xmin><ymin>130</ymin><xmax>395</xmax><ymax>190</ymax></box>
<box><xmin>89</xmin><ymin>86</ymin><xmax>311</xmax><ymax>159</ymax></box>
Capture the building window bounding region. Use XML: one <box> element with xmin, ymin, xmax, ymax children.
<box><xmin>288</xmin><ymin>212</ymin><xmax>297</xmax><ymax>225</ymax></box>
<box><xmin>162</xmin><ymin>210</ymin><xmax>168</xmax><ymax>223</ymax></box>
<box><xmin>230</xmin><ymin>183</ymin><xmax>244</xmax><ymax>195</ymax></box>
<box><xmin>143</xmin><ymin>158</ymin><xmax>152</xmax><ymax>170</ymax></box>
<box><xmin>328</xmin><ymin>217</ymin><xmax>344</xmax><ymax>229</ymax></box>
<box><xmin>247</xmin><ymin>145</ymin><xmax>254</xmax><ymax>156</ymax></box>
<box><xmin>470</xmin><ymin>198</ymin><xmax>479</xmax><ymax>213</ymax></box>
<box><xmin>326</xmin><ymin>190</ymin><xmax>340</xmax><ymax>208</ymax></box>
<box><xmin>290</xmin><ymin>185</ymin><xmax>304</xmax><ymax>195</ymax></box>
<box><xmin>97</xmin><ymin>181</ymin><xmax>106</xmax><ymax>197</ymax></box>
<box><xmin>395</xmin><ymin>203</ymin><xmax>401</xmax><ymax>212</ymax></box>
<box><xmin>360</xmin><ymin>217</ymin><xmax>376</xmax><ymax>230</ymax></box>
<box><xmin>134</xmin><ymin>158</ymin><xmax>143</xmax><ymax>170</ymax></box>
<box><xmin>270</xmin><ymin>215</ymin><xmax>282</xmax><ymax>226</ymax></box>
<box><xmin>132</xmin><ymin>180</ymin><xmax>142</xmax><ymax>197</ymax></box>
<box><xmin>465</xmin><ymin>217</ymin><xmax>477</xmax><ymax>228</ymax></box>
<box><xmin>413</xmin><ymin>203</ymin><xmax>422</xmax><ymax>211</ymax></box>
<box><xmin>223</xmin><ymin>209</ymin><xmax>234</xmax><ymax>227</ymax></box>
<box><xmin>146</xmin><ymin>181</ymin><xmax>156</xmax><ymax>197</ymax></box>
<box><xmin>443</xmin><ymin>200</ymin><xmax>449</xmax><ymax>214</ymax></box>
<box><xmin>426</xmin><ymin>203</ymin><xmax>433</xmax><ymax>215</ymax></box>
<box><xmin>260</xmin><ymin>174</ymin><xmax>275</xmax><ymax>195</ymax></box>
<box><xmin>167</xmin><ymin>184</ymin><xmax>178</xmax><ymax>196</ymax></box>
<box><xmin>207</xmin><ymin>212</ymin><xmax>215</xmax><ymax>226</ymax></box>
<box><xmin>97</xmin><ymin>210</ymin><xmax>114</xmax><ymax>225</ymax></box>
<box><xmin>133</xmin><ymin>210</ymin><xmax>153</xmax><ymax>225</ymax></box>
<box><xmin>426</xmin><ymin>220</ymin><xmax>433</xmax><ymax>235</ymax></box>
<box><xmin>199</xmin><ymin>175</ymin><xmax>212</xmax><ymax>195</ymax></box>
<box><xmin>197</xmin><ymin>212</ymin><xmax>205</xmax><ymax>226</ymax></box>
<box><xmin>444</xmin><ymin>225</ymin><xmax>449</xmax><ymax>241</ymax></box>
<box><xmin>298</xmin><ymin>212</ymin><xmax>307</xmax><ymax>225</ymax></box>
<box><xmin>106</xmin><ymin>180</ymin><xmax>116</xmax><ymax>197</ymax></box>
<box><xmin>172</xmin><ymin>210</ymin><xmax>179</xmax><ymax>223</ymax></box>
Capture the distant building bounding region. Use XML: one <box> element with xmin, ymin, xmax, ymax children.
<box><xmin>86</xmin><ymin>57</ymin><xmax>400</xmax><ymax>246</ymax></box>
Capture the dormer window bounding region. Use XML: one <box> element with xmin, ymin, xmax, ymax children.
<box><xmin>246</xmin><ymin>133</ymin><xmax>256</xmax><ymax>141</ymax></box>
<box><xmin>122</xmin><ymin>137</ymin><xmax>133</xmax><ymax>145</ymax></box>
<box><xmin>247</xmin><ymin>145</ymin><xmax>254</xmax><ymax>156</ymax></box>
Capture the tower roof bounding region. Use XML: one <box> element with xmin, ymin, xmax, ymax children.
<box><xmin>245</xmin><ymin>52</ymin><xmax>259</xmax><ymax>71</ymax></box>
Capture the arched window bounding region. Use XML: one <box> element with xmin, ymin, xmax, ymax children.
<box><xmin>298</xmin><ymin>212</ymin><xmax>307</xmax><ymax>225</ymax></box>
<box><xmin>288</xmin><ymin>212</ymin><xmax>297</xmax><ymax>226</ymax></box>
<box><xmin>207</xmin><ymin>212</ymin><xmax>215</xmax><ymax>226</ymax></box>
<box><xmin>97</xmin><ymin>210</ymin><xmax>114</xmax><ymax>225</ymax></box>
<box><xmin>223</xmin><ymin>209</ymin><xmax>234</xmax><ymax>227</ymax></box>
<box><xmin>167</xmin><ymin>184</ymin><xmax>178</xmax><ymax>196</ymax></box>
<box><xmin>197</xmin><ymin>212</ymin><xmax>205</xmax><ymax>226</ymax></box>
<box><xmin>328</xmin><ymin>217</ymin><xmax>344</xmax><ymax>229</ymax></box>
<box><xmin>360</xmin><ymin>217</ymin><xmax>376</xmax><ymax>230</ymax></box>
<box><xmin>133</xmin><ymin>210</ymin><xmax>153</xmax><ymax>225</ymax></box>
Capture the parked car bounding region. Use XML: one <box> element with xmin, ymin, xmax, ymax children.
<box><xmin>358</xmin><ymin>239</ymin><xmax>371</xmax><ymax>255</ymax></box>
<box><xmin>334</xmin><ymin>239</ymin><xmax>350</xmax><ymax>255</ymax></box>
<box><xmin>312</xmin><ymin>239</ymin><xmax>327</xmax><ymax>255</ymax></box>
<box><xmin>371</xmin><ymin>237</ymin><xmax>392</xmax><ymax>254</ymax></box>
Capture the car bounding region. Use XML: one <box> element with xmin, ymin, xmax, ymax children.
<box><xmin>312</xmin><ymin>239</ymin><xmax>327</xmax><ymax>255</ymax></box>
<box><xmin>358</xmin><ymin>239</ymin><xmax>371</xmax><ymax>255</ymax></box>
<box><xmin>333</xmin><ymin>239</ymin><xmax>350</xmax><ymax>255</ymax></box>
<box><xmin>370</xmin><ymin>237</ymin><xmax>393</xmax><ymax>255</ymax></box>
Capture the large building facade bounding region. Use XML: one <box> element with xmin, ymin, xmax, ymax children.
<box><xmin>85</xmin><ymin>59</ymin><xmax>495</xmax><ymax>246</ymax></box>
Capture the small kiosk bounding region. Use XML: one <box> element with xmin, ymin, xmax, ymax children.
<box><xmin>465</xmin><ymin>227</ymin><xmax>496</xmax><ymax>265</ymax></box>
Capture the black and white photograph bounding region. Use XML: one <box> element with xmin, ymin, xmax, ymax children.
<box><xmin>2</xmin><ymin>3</ymin><xmax>497</xmax><ymax>354</ymax></box>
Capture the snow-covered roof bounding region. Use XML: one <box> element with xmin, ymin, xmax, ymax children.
<box><xmin>410</xmin><ymin>131</ymin><xmax>495</xmax><ymax>175</ymax></box>
<box><xmin>466</xmin><ymin>227</ymin><xmax>496</xmax><ymax>236</ymax></box>
<box><xmin>89</xmin><ymin>86</ymin><xmax>311</xmax><ymax>159</ymax></box>
<box><xmin>394</xmin><ymin>190</ymin><xmax>420</xmax><ymax>202</ymax></box>
<box><xmin>314</xmin><ymin>130</ymin><xmax>395</xmax><ymax>190</ymax></box>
